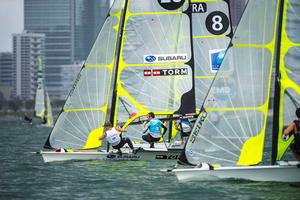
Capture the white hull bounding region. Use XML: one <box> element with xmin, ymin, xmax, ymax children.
<box><xmin>41</xmin><ymin>147</ymin><xmax>182</xmax><ymax>163</ymax></box>
<box><xmin>173</xmin><ymin>162</ymin><xmax>300</xmax><ymax>182</ymax></box>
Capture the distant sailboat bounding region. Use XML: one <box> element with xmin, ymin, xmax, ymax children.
<box><xmin>33</xmin><ymin>58</ymin><xmax>54</xmax><ymax>127</ymax></box>
<box><xmin>172</xmin><ymin>0</ymin><xmax>300</xmax><ymax>182</ymax></box>
<box><xmin>40</xmin><ymin>0</ymin><xmax>232</xmax><ymax>162</ymax></box>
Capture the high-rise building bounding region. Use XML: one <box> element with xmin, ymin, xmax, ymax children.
<box><xmin>12</xmin><ymin>31</ymin><xmax>45</xmax><ymax>100</ymax></box>
<box><xmin>0</xmin><ymin>52</ymin><xmax>13</xmax><ymax>101</ymax></box>
<box><xmin>75</xmin><ymin>0</ymin><xmax>110</xmax><ymax>61</ymax></box>
<box><xmin>0</xmin><ymin>52</ymin><xmax>13</xmax><ymax>86</ymax></box>
<box><xmin>24</xmin><ymin>0</ymin><xmax>110</xmax><ymax>100</ymax></box>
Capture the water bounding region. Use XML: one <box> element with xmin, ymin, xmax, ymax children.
<box><xmin>0</xmin><ymin>117</ymin><xmax>299</xmax><ymax>200</ymax></box>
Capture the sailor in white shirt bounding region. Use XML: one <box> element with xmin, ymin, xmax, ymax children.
<box><xmin>99</xmin><ymin>122</ymin><xmax>135</xmax><ymax>155</ymax></box>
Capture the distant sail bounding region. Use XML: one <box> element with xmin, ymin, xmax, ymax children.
<box><xmin>45</xmin><ymin>91</ymin><xmax>54</xmax><ymax>127</ymax></box>
<box><xmin>34</xmin><ymin>58</ymin><xmax>46</xmax><ymax>119</ymax></box>
<box><xmin>181</xmin><ymin>0</ymin><xmax>279</xmax><ymax>166</ymax></box>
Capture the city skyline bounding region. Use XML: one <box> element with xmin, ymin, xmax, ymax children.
<box><xmin>0</xmin><ymin>0</ymin><xmax>24</xmax><ymax>52</ymax></box>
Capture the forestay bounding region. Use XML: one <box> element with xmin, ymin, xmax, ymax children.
<box><xmin>183</xmin><ymin>0</ymin><xmax>279</xmax><ymax>166</ymax></box>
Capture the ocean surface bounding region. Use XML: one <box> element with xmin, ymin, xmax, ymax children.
<box><xmin>0</xmin><ymin>116</ymin><xmax>299</xmax><ymax>200</ymax></box>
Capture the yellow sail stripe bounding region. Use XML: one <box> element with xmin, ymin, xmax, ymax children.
<box><xmin>195</xmin><ymin>75</ymin><xmax>215</xmax><ymax>79</ymax></box>
<box><xmin>122</xmin><ymin>62</ymin><xmax>187</xmax><ymax>67</ymax></box>
<box><xmin>64</xmin><ymin>106</ymin><xmax>107</xmax><ymax>113</ymax></box>
<box><xmin>277</xmin><ymin>0</ymin><xmax>300</xmax><ymax>160</ymax></box>
<box><xmin>206</xmin><ymin>102</ymin><xmax>269</xmax><ymax>113</ymax></box>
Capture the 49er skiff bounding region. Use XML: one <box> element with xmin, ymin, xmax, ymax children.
<box><xmin>40</xmin><ymin>0</ymin><xmax>232</xmax><ymax>162</ymax></box>
<box><xmin>172</xmin><ymin>0</ymin><xmax>300</xmax><ymax>182</ymax></box>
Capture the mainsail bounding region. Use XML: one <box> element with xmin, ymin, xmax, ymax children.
<box><xmin>273</xmin><ymin>0</ymin><xmax>300</xmax><ymax>162</ymax></box>
<box><xmin>43</xmin><ymin>0</ymin><xmax>232</xmax><ymax>150</ymax></box>
<box><xmin>45</xmin><ymin>91</ymin><xmax>54</xmax><ymax>127</ymax></box>
<box><xmin>181</xmin><ymin>0</ymin><xmax>279</xmax><ymax>166</ymax></box>
<box><xmin>34</xmin><ymin>58</ymin><xmax>54</xmax><ymax>127</ymax></box>
<box><xmin>34</xmin><ymin>58</ymin><xmax>46</xmax><ymax>119</ymax></box>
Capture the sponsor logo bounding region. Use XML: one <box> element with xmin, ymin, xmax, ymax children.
<box><xmin>190</xmin><ymin>2</ymin><xmax>207</xmax><ymax>13</ymax></box>
<box><xmin>143</xmin><ymin>68</ymin><xmax>188</xmax><ymax>77</ymax></box>
<box><xmin>155</xmin><ymin>155</ymin><xmax>179</xmax><ymax>160</ymax></box>
<box><xmin>190</xmin><ymin>111</ymin><xmax>207</xmax><ymax>144</ymax></box>
<box><xmin>144</xmin><ymin>54</ymin><xmax>188</xmax><ymax>63</ymax></box>
<box><xmin>209</xmin><ymin>49</ymin><xmax>226</xmax><ymax>73</ymax></box>
<box><xmin>145</xmin><ymin>55</ymin><xmax>156</xmax><ymax>63</ymax></box>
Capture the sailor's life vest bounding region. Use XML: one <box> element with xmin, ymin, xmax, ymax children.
<box><xmin>106</xmin><ymin>128</ymin><xmax>121</xmax><ymax>146</ymax></box>
<box><xmin>180</xmin><ymin>119</ymin><xmax>192</xmax><ymax>133</ymax></box>
<box><xmin>149</xmin><ymin>119</ymin><xmax>163</xmax><ymax>138</ymax></box>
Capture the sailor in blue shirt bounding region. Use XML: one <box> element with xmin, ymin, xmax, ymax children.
<box><xmin>142</xmin><ymin>112</ymin><xmax>167</xmax><ymax>148</ymax></box>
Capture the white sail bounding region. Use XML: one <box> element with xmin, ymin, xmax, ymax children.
<box><xmin>43</xmin><ymin>0</ymin><xmax>232</xmax><ymax>151</ymax></box>
<box><xmin>274</xmin><ymin>0</ymin><xmax>300</xmax><ymax>161</ymax></box>
<box><xmin>182</xmin><ymin>0</ymin><xmax>279</xmax><ymax>167</ymax></box>
<box><xmin>44</xmin><ymin>0</ymin><xmax>125</xmax><ymax>149</ymax></box>
<box><xmin>45</xmin><ymin>91</ymin><xmax>54</xmax><ymax>127</ymax></box>
<box><xmin>34</xmin><ymin>59</ymin><xmax>46</xmax><ymax>119</ymax></box>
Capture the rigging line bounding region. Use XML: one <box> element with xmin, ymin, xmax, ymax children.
<box><xmin>285</xmin><ymin>89</ymin><xmax>300</xmax><ymax>108</ymax></box>
<box><xmin>119</xmin><ymin>97</ymin><xmax>131</xmax><ymax>115</ymax></box>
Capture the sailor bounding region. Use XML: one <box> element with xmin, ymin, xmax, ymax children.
<box><xmin>283</xmin><ymin>108</ymin><xmax>300</xmax><ymax>162</ymax></box>
<box><xmin>99</xmin><ymin>122</ymin><xmax>135</xmax><ymax>155</ymax></box>
<box><xmin>142</xmin><ymin>112</ymin><xmax>167</xmax><ymax>148</ymax></box>
<box><xmin>174</xmin><ymin>117</ymin><xmax>192</xmax><ymax>144</ymax></box>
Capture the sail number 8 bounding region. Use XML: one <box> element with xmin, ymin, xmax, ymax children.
<box><xmin>205</xmin><ymin>11</ymin><xmax>229</xmax><ymax>35</ymax></box>
<box><xmin>158</xmin><ymin>0</ymin><xmax>185</xmax><ymax>10</ymax></box>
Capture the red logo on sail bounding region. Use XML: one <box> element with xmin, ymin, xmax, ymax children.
<box><xmin>144</xmin><ymin>70</ymin><xmax>151</xmax><ymax>76</ymax></box>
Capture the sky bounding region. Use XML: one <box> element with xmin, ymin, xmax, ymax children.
<box><xmin>0</xmin><ymin>0</ymin><xmax>24</xmax><ymax>52</ymax></box>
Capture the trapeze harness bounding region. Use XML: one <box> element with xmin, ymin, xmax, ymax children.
<box><xmin>106</xmin><ymin>128</ymin><xmax>121</xmax><ymax>147</ymax></box>
<box><xmin>292</xmin><ymin>120</ymin><xmax>300</xmax><ymax>154</ymax></box>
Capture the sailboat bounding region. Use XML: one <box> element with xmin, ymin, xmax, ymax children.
<box><xmin>40</xmin><ymin>0</ymin><xmax>232</xmax><ymax>162</ymax></box>
<box><xmin>172</xmin><ymin>0</ymin><xmax>300</xmax><ymax>182</ymax></box>
<box><xmin>27</xmin><ymin>58</ymin><xmax>54</xmax><ymax>127</ymax></box>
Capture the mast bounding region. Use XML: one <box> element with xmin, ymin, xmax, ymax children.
<box><xmin>178</xmin><ymin>0</ymin><xmax>233</xmax><ymax>165</ymax></box>
<box><xmin>107</xmin><ymin>0</ymin><xmax>128</xmax><ymax>125</ymax></box>
<box><xmin>271</xmin><ymin>0</ymin><xmax>285</xmax><ymax>165</ymax></box>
